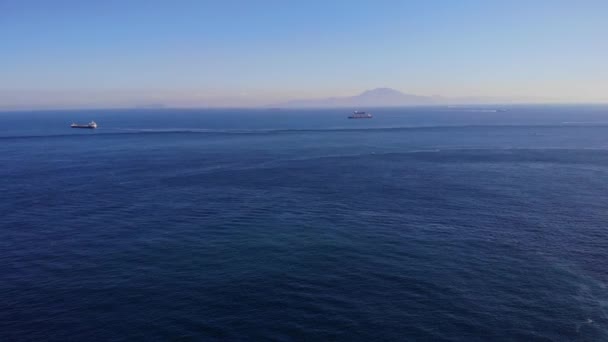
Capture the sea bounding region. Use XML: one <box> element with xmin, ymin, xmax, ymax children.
<box><xmin>1</xmin><ymin>105</ymin><xmax>608</xmax><ymax>341</ymax></box>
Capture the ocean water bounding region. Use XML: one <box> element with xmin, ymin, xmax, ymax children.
<box><xmin>1</xmin><ymin>106</ymin><xmax>608</xmax><ymax>341</ymax></box>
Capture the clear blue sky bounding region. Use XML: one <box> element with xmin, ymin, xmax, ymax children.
<box><xmin>1</xmin><ymin>0</ymin><xmax>607</xmax><ymax>108</ymax></box>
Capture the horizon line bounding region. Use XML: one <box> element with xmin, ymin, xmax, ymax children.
<box><xmin>2</xmin><ymin>102</ymin><xmax>608</xmax><ymax>113</ymax></box>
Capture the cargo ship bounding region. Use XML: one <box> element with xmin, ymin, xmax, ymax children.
<box><xmin>71</xmin><ymin>121</ymin><xmax>97</xmax><ymax>129</ymax></box>
<box><xmin>348</xmin><ymin>111</ymin><xmax>372</xmax><ymax>119</ymax></box>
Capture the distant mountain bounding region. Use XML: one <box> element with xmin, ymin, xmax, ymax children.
<box><xmin>274</xmin><ymin>88</ymin><xmax>440</xmax><ymax>108</ymax></box>
<box><xmin>134</xmin><ymin>103</ymin><xmax>166</xmax><ymax>109</ymax></box>
<box><xmin>271</xmin><ymin>88</ymin><xmax>548</xmax><ymax>108</ymax></box>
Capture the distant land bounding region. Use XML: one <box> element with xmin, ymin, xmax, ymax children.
<box><xmin>271</xmin><ymin>88</ymin><xmax>554</xmax><ymax>108</ymax></box>
<box><xmin>1</xmin><ymin>88</ymin><xmax>601</xmax><ymax>111</ymax></box>
<box><xmin>134</xmin><ymin>104</ymin><xmax>167</xmax><ymax>109</ymax></box>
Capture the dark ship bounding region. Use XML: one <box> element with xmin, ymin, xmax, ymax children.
<box><xmin>348</xmin><ymin>111</ymin><xmax>372</xmax><ymax>119</ymax></box>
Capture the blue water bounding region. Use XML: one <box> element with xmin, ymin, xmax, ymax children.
<box><xmin>1</xmin><ymin>106</ymin><xmax>608</xmax><ymax>341</ymax></box>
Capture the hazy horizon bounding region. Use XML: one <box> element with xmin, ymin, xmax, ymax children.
<box><xmin>2</xmin><ymin>1</ymin><xmax>607</xmax><ymax>110</ymax></box>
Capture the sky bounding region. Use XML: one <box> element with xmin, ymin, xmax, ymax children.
<box><xmin>1</xmin><ymin>0</ymin><xmax>607</xmax><ymax>109</ymax></box>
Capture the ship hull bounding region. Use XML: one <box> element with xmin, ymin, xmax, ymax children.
<box><xmin>348</xmin><ymin>111</ymin><xmax>372</xmax><ymax>119</ymax></box>
<box><xmin>71</xmin><ymin>125</ymin><xmax>96</xmax><ymax>129</ymax></box>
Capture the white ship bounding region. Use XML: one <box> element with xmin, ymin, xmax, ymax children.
<box><xmin>348</xmin><ymin>111</ymin><xmax>372</xmax><ymax>119</ymax></box>
<box><xmin>71</xmin><ymin>121</ymin><xmax>97</xmax><ymax>129</ymax></box>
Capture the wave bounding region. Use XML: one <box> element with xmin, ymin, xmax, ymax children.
<box><xmin>161</xmin><ymin>148</ymin><xmax>608</xmax><ymax>181</ymax></box>
<box><xmin>561</xmin><ymin>121</ymin><xmax>608</xmax><ymax>125</ymax></box>
<box><xmin>1</xmin><ymin>123</ymin><xmax>602</xmax><ymax>140</ymax></box>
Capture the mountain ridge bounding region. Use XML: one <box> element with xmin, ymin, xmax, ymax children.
<box><xmin>271</xmin><ymin>88</ymin><xmax>548</xmax><ymax>108</ymax></box>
